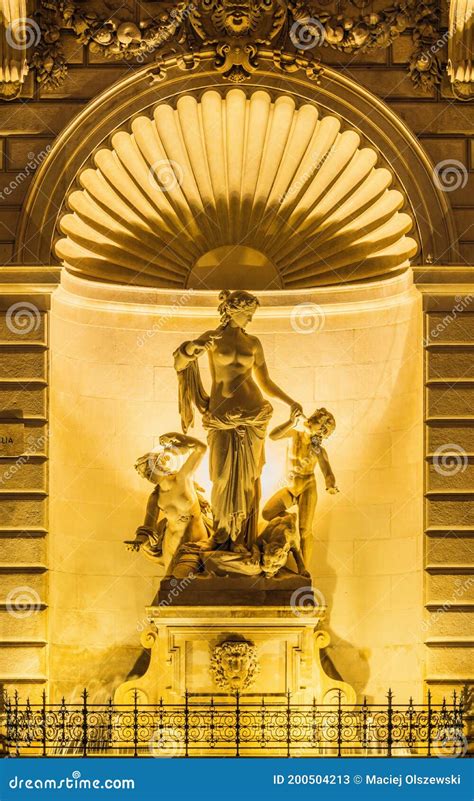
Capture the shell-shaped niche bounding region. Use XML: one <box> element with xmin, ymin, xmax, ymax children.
<box><xmin>56</xmin><ymin>89</ymin><xmax>418</xmax><ymax>289</ymax></box>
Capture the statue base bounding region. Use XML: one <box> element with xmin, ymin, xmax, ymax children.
<box><xmin>114</xmin><ymin>602</ymin><xmax>356</xmax><ymax>707</ymax></box>
<box><xmin>158</xmin><ymin>569</ymin><xmax>312</xmax><ymax>606</ymax></box>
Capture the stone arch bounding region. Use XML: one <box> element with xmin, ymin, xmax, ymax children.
<box><xmin>17</xmin><ymin>56</ymin><xmax>459</xmax><ymax>276</ymax></box>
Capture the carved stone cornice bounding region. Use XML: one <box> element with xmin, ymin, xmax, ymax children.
<box><xmin>25</xmin><ymin>0</ymin><xmax>444</xmax><ymax>92</ymax></box>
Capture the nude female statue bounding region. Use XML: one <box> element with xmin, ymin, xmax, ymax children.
<box><xmin>174</xmin><ymin>290</ymin><xmax>302</xmax><ymax>554</ymax></box>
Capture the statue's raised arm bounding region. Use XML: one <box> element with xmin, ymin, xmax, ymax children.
<box><xmin>173</xmin><ymin>290</ymin><xmax>302</xmax><ymax>553</ymax></box>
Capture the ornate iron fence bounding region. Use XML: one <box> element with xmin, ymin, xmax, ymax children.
<box><xmin>1</xmin><ymin>689</ymin><xmax>468</xmax><ymax>758</ymax></box>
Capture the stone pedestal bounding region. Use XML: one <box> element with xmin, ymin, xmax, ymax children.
<box><xmin>159</xmin><ymin>570</ymin><xmax>311</xmax><ymax>606</ymax></box>
<box><xmin>114</xmin><ymin>604</ymin><xmax>356</xmax><ymax>706</ymax></box>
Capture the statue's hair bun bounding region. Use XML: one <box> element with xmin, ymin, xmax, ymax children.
<box><xmin>218</xmin><ymin>289</ymin><xmax>230</xmax><ymax>302</ymax></box>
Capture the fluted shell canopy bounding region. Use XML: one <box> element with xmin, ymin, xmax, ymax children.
<box><xmin>56</xmin><ymin>89</ymin><xmax>418</xmax><ymax>289</ymax></box>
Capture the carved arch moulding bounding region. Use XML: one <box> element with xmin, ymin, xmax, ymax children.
<box><xmin>18</xmin><ymin>59</ymin><xmax>459</xmax><ymax>277</ymax></box>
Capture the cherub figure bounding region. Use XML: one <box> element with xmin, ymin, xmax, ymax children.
<box><xmin>258</xmin><ymin>512</ymin><xmax>309</xmax><ymax>578</ymax></box>
<box><xmin>262</xmin><ymin>408</ymin><xmax>339</xmax><ymax>566</ymax></box>
<box><xmin>124</xmin><ymin>432</ymin><xmax>211</xmax><ymax>575</ymax></box>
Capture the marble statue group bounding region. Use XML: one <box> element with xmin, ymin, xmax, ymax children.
<box><xmin>125</xmin><ymin>290</ymin><xmax>339</xmax><ymax>582</ymax></box>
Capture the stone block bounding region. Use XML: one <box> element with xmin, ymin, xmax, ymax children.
<box><xmin>426</xmin><ymin>534</ymin><xmax>474</xmax><ymax>566</ymax></box>
<box><xmin>0</xmin><ymin>173</ymin><xmax>34</xmax><ymax>204</ymax></box>
<box><xmin>0</xmin><ymin>606</ymin><xmax>46</xmax><ymax>639</ymax></box>
<box><xmin>0</xmin><ymin>460</ymin><xmax>46</xmax><ymax>491</ymax></box>
<box><xmin>427</xmin><ymin>645</ymin><xmax>473</xmax><ymax>676</ymax></box>
<box><xmin>0</xmin><ymin>497</ymin><xmax>46</xmax><ymax>528</ymax></box>
<box><xmin>0</xmin><ymin>571</ymin><xmax>46</xmax><ymax>602</ymax></box>
<box><xmin>80</xmin><ymin>362</ymin><xmax>154</xmax><ymax>401</ymax></box>
<box><xmin>0</xmin><ymin>309</ymin><xmax>45</xmax><ymax>345</ymax></box>
<box><xmin>0</xmin><ymin>644</ymin><xmax>46</xmax><ymax>674</ymax></box>
<box><xmin>454</xmin><ymin>208</ymin><xmax>474</xmax><ymax>241</ymax></box>
<box><xmin>427</xmin><ymin>349</ymin><xmax>474</xmax><ymax>378</ymax></box>
<box><xmin>420</xmin><ymin>137</ymin><xmax>467</xmax><ymax>169</ymax></box>
<box><xmin>427</xmin><ymin>498</ymin><xmax>474</xmax><ymax>528</ymax></box>
<box><xmin>0</xmin><ymin>103</ymin><xmax>83</xmax><ymax>136</ymax></box>
<box><xmin>6</xmin><ymin>138</ymin><xmax>53</xmax><ymax>172</ymax></box>
<box><xmin>390</xmin><ymin>102</ymin><xmax>474</xmax><ymax>135</ymax></box>
<box><xmin>353</xmin><ymin>538</ymin><xmax>418</xmax><ymax>577</ymax></box>
<box><xmin>0</xmin><ymin>209</ymin><xmax>19</xmax><ymax>241</ymax></box>
<box><xmin>0</xmin><ymin>350</ymin><xmax>46</xmax><ymax>380</ymax></box>
<box><xmin>427</xmin><ymin>573</ymin><xmax>474</xmax><ymax>604</ymax></box>
<box><xmin>274</xmin><ymin>329</ymin><xmax>355</xmax><ymax>367</ymax></box>
<box><xmin>0</xmin><ymin>385</ymin><xmax>46</xmax><ymax>417</ymax></box>
<box><xmin>427</xmin><ymin>385</ymin><xmax>473</xmax><ymax>417</ymax></box>
<box><xmin>344</xmin><ymin>68</ymin><xmax>434</xmax><ymax>99</ymax></box>
<box><xmin>39</xmin><ymin>67</ymin><xmax>130</xmax><ymax>100</ymax></box>
<box><xmin>427</xmin><ymin>462</ymin><xmax>474</xmax><ymax>492</ymax></box>
<box><xmin>428</xmin><ymin>422</ymin><xmax>474</xmax><ymax>452</ymax></box>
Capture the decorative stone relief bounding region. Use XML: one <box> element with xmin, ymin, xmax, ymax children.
<box><xmin>209</xmin><ymin>639</ymin><xmax>260</xmax><ymax>691</ymax></box>
<box><xmin>0</xmin><ymin>0</ymin><xmax>30</xmax><ymax>99</ymax></box>
<box><xmin>447</xmin><ymin>0</ymin><xmax>474</xmax><ymax>100</ymax></box>
<box><xmin>6</xmin><ymin>0</ymin><xmax>445</xmax><ymax>94</ymax></box>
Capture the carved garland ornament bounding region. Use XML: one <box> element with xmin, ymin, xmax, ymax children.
<box><xmin>24</xmin><ymin>0</ymin><xmax>443</xmax><ymax>91</ymax></box>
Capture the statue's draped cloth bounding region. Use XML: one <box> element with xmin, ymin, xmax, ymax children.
<box><xmin>174</xmin><ymin>348</ymin><xmax>272</xmax><ymax>547</ymax></box>
<box><xmin>203</xmin><ymin>403</ymin><xmax>273</xmax><ymax>546</ymax></box>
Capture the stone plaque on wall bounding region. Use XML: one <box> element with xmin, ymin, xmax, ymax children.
<box><xmin>0</xmin><ymin>422</ymin><xmax>25</xmax><ymax>456</ymax></box>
